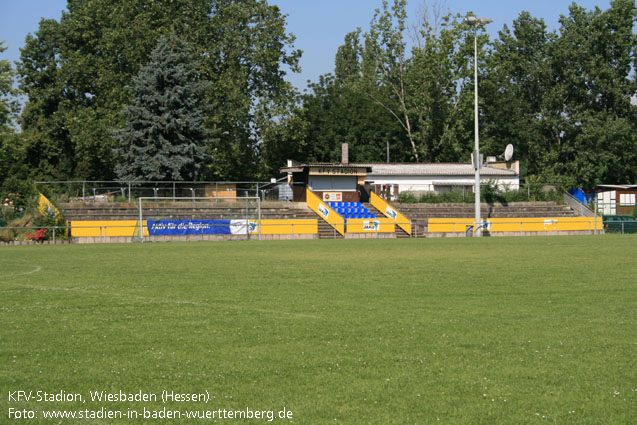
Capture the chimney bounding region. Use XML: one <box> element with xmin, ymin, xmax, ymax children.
<box><xmin>341</xmin><ymin>143</ymin><xmax>349</xmax><ymax>165</ymax></box>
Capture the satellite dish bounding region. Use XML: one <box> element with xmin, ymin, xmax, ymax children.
<box><xmin>504</xmin><ymin>144</ymin><xmax>514</xmax><ymax>162</ymax></box>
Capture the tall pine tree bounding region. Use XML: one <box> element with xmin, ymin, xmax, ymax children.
<box><xmin>113</xmin><ymin>34</ymin><xmax>210</xmax><ymax>181</ymax></box>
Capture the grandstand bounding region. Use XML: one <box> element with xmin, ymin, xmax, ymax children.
<box><xmin>56</xmin><ymin>191</ymin><xmax>598</xmax><ymax>244</ymax></box>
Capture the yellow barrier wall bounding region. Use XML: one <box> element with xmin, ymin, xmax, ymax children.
<box><xmin>71</xmin><ymin>220</ymin><xmax>148</xmax><ymax>237</ymax></box>
<box><xmin>257</xmin><ymin>219</ymin><xmax>318</xmax><ymax>235</ymax></box>
<box><xmin>72</xmin><ymin>220</ymin><xmax>318</xmax><ymax>237</ymax></box>
<box><xmin>346</xmin><ymin>218</ymin><xmax>395</xmax><ymax>233</ymax></box>
<box><xmin>306</xmin><ymin>189</ymin><xmax>345</xmax><ymax>236</ymax></box>
<box><xmin>370</xmin><ymin>192</ymin><xmax>412</xmax><ymax>235</ymax></box>
<box><xmin>428</xmin><ymin>217</ymin><xmax>603</xmax><ymax>233</ymax></box>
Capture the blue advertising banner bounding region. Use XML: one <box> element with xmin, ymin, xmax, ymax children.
<box><xmin>146</xmin><ymin>220</ymin><xmax>257</xmax><ymax>236</ymax></box>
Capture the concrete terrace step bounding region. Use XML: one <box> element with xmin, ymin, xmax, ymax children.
<box><xmin>317</xmin><ymin>220</ymin><xmax>343</xmax><ymax>239</ymax></box>
<box><xmin>388</xmin><ymin>201</ymin><xmax>578</xmax><ymax>238</ymax></box>
<box><xmin>393</xmin><ymin>202</ymin><xmax>578</xmax><ymax>219</ymax></box>
<box><xmin>61</xmin><ymin>202</ymin><xmax>316</xmax><ymax>222</ymax></box>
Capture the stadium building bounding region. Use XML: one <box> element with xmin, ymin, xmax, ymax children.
<box><xmin>280</xmin><ymin>144</ymin><xmax>520</xmax><ymax>203</ymax></box>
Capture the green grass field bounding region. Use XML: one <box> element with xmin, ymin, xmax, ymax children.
<box><xmin>1</xmin><ymin>236</ymin><xmax>636</xmax><ymax>424</ymax></box>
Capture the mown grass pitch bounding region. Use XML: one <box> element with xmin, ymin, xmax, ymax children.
<box><xmin>1</xmin><ymin>236</ymin><xmax>636</xmax><ymax>424</ymax></box>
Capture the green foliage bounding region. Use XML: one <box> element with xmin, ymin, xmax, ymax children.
<box><xmin>398</xmin><ymin>188</ymin><xmax>470</xmax><ymax>203</ymax></box>
<box><xmin>113</xmin><ymin>34</ymin><xmax>210</xmax><ymax>181</ymax></box>
<box><xmin>0</xmin><ymin>41</ymin><xmax>18</xmax><ymax>130</ymax></box>
<box><xmin>285</xmin><ymin>0</ymin><xmax>636</xmax><ymax>188</ymax></box>
<box><xmin>0</xmin><ymin>42</ymin><xmax>24</xmax><ymax>187</ymax></box>
<box><xmin>8</xmin><ymin>0</ymin><xmax>637</xmax><ymax>186</ymax></box>
<box><xmin>355</xmin><ymin>1</ymin><xmax>482</xmax><ymax>164</ymax></box>
<box><xmin>16</xmin><ymin>0</ymin><xmax>300</xmax><ymax>181</ymax></box>
<box><xmin>482</xmin><ymin>0</ymin><xmax>637</xmax><ymax>189</ymax></box>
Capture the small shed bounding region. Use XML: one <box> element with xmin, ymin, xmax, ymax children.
<box><xmin>281</xmin><ymin>160</ymin><xmax>371</xmax><ymax>203</ymax></box>
<box><xmin>596</xmin><ymin>184</ymin><xmax>637</xmax><ymax>215</ymax></box>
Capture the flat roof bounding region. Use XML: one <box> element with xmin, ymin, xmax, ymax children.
<box><xmin>596</xmin><ymin>184</ymin><xmax>637</xmax><ymax>191</ymax></box>
<box><xmin>367</xmin><ymin>163</ymin><xmax>517</xmax><ymax>177</ymax></box>
<box><xmin>282</xmin><ymin>161</ymin><xmax>518</xmax><ymax>177</ymax></box>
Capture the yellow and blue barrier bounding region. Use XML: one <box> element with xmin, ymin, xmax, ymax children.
<box><xmin>370</xmin><ymin>192</ymin><xmax>411</xmax><ymax>235</ymax></box>
<box><xmin>306</xmin><ymin>189</ymin><xmax>345</xmax><ymax>236</ymax></box>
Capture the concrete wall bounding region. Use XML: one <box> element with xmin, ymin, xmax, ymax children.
<box><xmin>428</xmin><ymin>230</ymin><xmax>603</xmax><ymax>238</ymax></box>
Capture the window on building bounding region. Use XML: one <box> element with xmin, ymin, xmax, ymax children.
<box><xmin>619</xmin><ymin>193</ymin><xmax>636</xmax><ymax>206</ymax></box>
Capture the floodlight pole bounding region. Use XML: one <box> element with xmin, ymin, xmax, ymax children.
<box><xmin>466</xmin><ymin>15</ymin><xmax>492</xmax><ymax>236</ymax></box>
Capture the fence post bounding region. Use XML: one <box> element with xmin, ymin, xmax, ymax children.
<box><xmin>245</xmin><ymin>196</ymin><xmax>249</xmax><ymax>241</ymax></box>
<box><xmin>257</xmin><ymin>196</ymin><xmax>261</xmax><ymax>241</ymax></box>
<box><xmin>52</xmin><ymin>227</ymin><xmax>56</xmax><ymax>243</ymax></box>
<box><xmin>138</xmin><ymin>198</ymin><xmax>144</xmax><ymax>243</ymax></box>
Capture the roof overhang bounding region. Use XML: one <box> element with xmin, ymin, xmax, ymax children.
<box><xmin>596</xmin><ymin>184</ymin><xmax>637</xmax><ymax>191</ymax></box>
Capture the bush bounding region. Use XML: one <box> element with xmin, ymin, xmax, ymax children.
<box><xmin>1</xmin><ymin>192</ymin><xmax>27</xmax><ymax>224</ymax></box>
<box><xmin>27</xmin><ymin>228</ymin><xmax>49</xmax><ymax>242</ymax></box>
<box><xmin>395</xmin><ymin>183</ymin><xmax>565</xmax><ymax>204</ymax></box>
<box><xmin>396</xmin><ymin>192</ymin><xmax>418</xmax><ymax>203</ymax></box>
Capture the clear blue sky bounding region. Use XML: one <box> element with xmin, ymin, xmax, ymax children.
<box><xmin>1</xmin><ymin>0</ymin><xmax>613</xmax><ymax>91</ymax></box>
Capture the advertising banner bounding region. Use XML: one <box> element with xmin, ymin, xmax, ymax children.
<box><xmin>147</xmin><ymin>220</ymin><xmax>256</xmax><ymax>236</ymax></box>
<box><xmin>322</xmin><ymin>192</ymin><xmax>342</xmax><ymax>202</ymax></box>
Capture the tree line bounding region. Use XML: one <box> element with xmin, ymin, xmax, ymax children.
<box><xmin>0</xmin><ymin>0</ymin><xmax>635</xmax><ymax>194</ymax></box>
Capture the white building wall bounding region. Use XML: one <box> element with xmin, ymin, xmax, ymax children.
<box><xmin>368</xmin><ymin>175</ymin><xmax>519</xmax><ymax>193</ymax></box>
<box><xmin>597</xmin><ymin>191</ymin><xmax>616</xmax><ymax>215</ymax></box>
